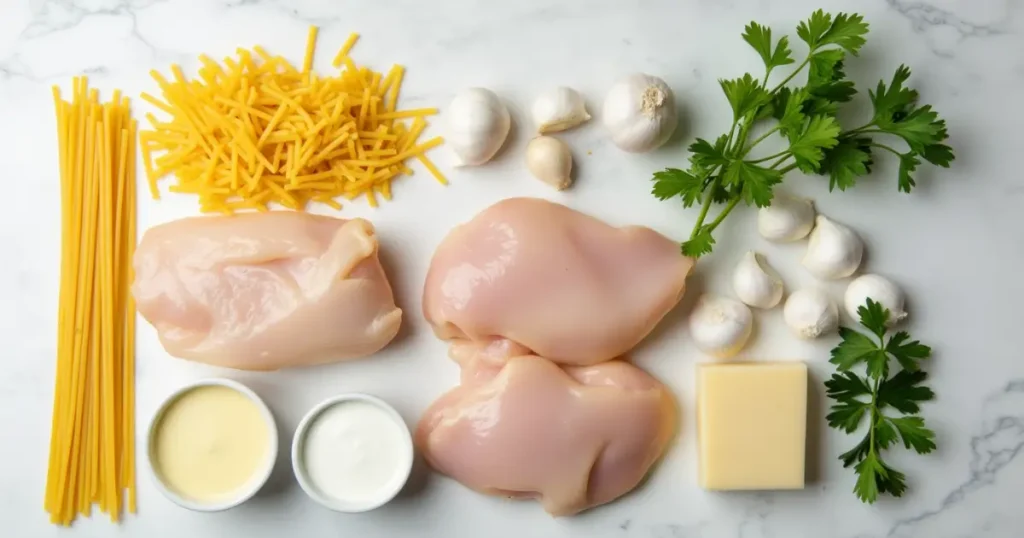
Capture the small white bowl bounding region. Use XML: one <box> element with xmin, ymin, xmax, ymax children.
<box><xmin>146</xmin><ymin>378</ymin><xmax>278</xmax><ymax>512</ymax></box>
<box><xmin>291</xmin><ymin>393</ymin><xmax>414</xmax><ymax>513</ymax></box>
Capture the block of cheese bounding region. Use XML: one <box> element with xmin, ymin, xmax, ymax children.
<box><xmin>697</xmin><ymin>362</ymin><xmax>807</xmax><ymax>490</ymax></box>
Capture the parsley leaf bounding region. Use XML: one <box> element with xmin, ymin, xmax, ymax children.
<box><xmin>887</xmin><ymin>416</ymin><xmax>937</xmax><ymax>454</ymax></box>
<box><xmin>825</xmin><ymin>371</ymin><xmax>872</xmax><ymax>400</ymax></box>
<box><xmin>857</xmin><ymin>299</ymin><xmax>889</xmax><ymax>339</ymax></box>
<box><xmin>821</xmin><ymin>137</ymin><xmax>873</xmax><ymax>191</ymax></box>
<box><xmin>886</xmin><ymin>331</ymin><xmax>932</xmax><ymax>371</ymax></box>
<box><xmin>650</xmin><ymin>10</ymin><xmax>952</xmax><ymax>265</ymax></box>
<box><xmin>720</xmin><ymin>74</ymin><xmax>771</xmax><ymax>121</ymax></box>
<box><xmin>689</xmin><ymin>136</ymin><xmax>730</xmax><ymax>169</ymax></box>
<box><xmin>898</xmin><ymin>152</ymin><xmax>920</xmax><ymax>193</ymax></box>
<box><xmin>743</xmin><ymin>22</ymin><xmax>795</xmax><ymax>71</ymax></box>
<box><xmin>681</xmin><ymin>227</ymin><xmax>715</xmax><ymax>258</ymax></box>
<box><xmin>827</xmin><ymin>400</ymin><xmax>869</xmax><ymax>433</ymax></box>
<box><xmin>797</xmin><ymin>10</ymin><xmax>869</xmax><ymax>55</ymax></box>
<box><xmin>721</xmin><ymin>161</ymin><xmax>782</xmax><ymax>207</ymax></box>
<box><xmin>652</xmin><ymin>168</ymin><xmax>704</xmax><ymax>207</ymax></box>
<box><xmin>787</xmin><ymin>114</ymin><xmax>841</xmax><ymax>172</ymax></box>
<box><xmin>830</xmin><ymin>327</ymin><xmax>881</xmax><ymax>371</ymax></box>
<box><xmin>878</xmin><ymin>370</ymin><xmax>934</xmax><ymax>414</ymax></box>
<box><xmin>827</xmin><ymin>295</ymin><xmax>937</xmax><ymax>503</ymax></box>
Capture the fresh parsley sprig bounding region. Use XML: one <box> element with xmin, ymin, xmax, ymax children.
<box><xmin>826</xmin><ymin>298</ymin><xmax>936</xmax><ymax>503</ymax></box>
<box><xmin>651</xmin><ymin>10</ymin><xmax>955</xmax><ymax>258</ymax></box>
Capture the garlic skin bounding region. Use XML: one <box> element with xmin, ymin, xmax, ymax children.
<box><xmin>801</xmin><ymin>215</ymin><xmax>864</xmax><ymax>279</ymax></box>
<box><xmin>602</xmin><ymin>73</ymin><xmax>678</xmax><ymax>153</ymax></box>
<box><xmin>758</xmin><ymin>195</ymin><xmax>816</xmax><ymax>242</ymax></box>
<box><xmin>783</xmin><ymin>288</ymin><xmax>839</xmax><ymax>339</ymax></box>
<box><xmin>445</xmin><ymin>88</ymin><xmax>511</xmax><ymax>166</ymax></box>
<box><xmin>688</xmin><ymin>295</ymin><xmax>753</xmax><ymax>359</ymax></box>
<box><xmin>844</xmin><ymin>274</ymin><xmax>907</xmax><ymax>324</ymax></box>
<box><xmin>525</xmin><ymin>136</ymin><xmax>573</xmax><ymax>190</ymax></box>
<box><xmin>732</xmin><ymin>251</ymin><xmax>784</xmax><ymax>309</ymax></box>
<box><xmin>531</xmin><ymin>87</ymin><xmax>591</xmax><ymax>134</ymax></box>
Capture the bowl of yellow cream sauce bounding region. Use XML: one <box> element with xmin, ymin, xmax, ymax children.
<box><xmin>147</xmin><ymin>378</ymin><xmax>278</xmax><ymax>511</ymax></box>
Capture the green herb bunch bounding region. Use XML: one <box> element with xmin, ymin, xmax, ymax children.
<box><xmin>826</xmin><ymin>298</ymin><xmax>936</xmax><ymax>503</ymax></box>
<box><xmin>651</xmin><ymin>10</ymin><xmax>954</xmax><ymax>257</ymax></box>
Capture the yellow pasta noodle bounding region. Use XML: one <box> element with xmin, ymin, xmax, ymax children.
<box><xmin>46</xmin><ymin>77</ymin><xmax>136</xmax><ymax>526</ymax></box>
<box><xmin>141</xmin><ymin>26</ymin><xmax>446</xmax><ymax>214</ymax></box>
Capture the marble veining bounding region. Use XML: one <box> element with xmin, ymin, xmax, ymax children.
<box><xmin>1</xmin><ymin>0</ymin><xmax>1021</xmax><ymax>537</ymax></box>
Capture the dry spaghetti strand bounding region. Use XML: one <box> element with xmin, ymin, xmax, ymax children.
<box><xmin>46</xmin><ymin>77</ymin><xmax>137</xmax><ymax>526</ymax></box>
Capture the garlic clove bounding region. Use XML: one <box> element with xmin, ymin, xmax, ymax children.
<box><xmin>732</xmin><ymin>251</ymin><xmax>784</xmax><ymax>309</ymax></box>
<box><xmin>783</xmin><ymin>288</ymin><xmax>839</xmax><ymax>339</ymax></box>
<box><xmin>445</xmin><ymin>87</ymin><xmax>511</xmax><ymax>167</ymax></box>
<box><xmin>602</xmin><ymin>73</ymin><xmax>678</xmax><ymax>153</ymax></box>
<box><xmin>758</xmin><ymin>195</ymin><xmax>816</xmax><ymax>242</ymax></box>
<box><xmin>844</xmin><ymin>274</ymin><xmax>907</xmax><ymax>325</ymax></box>
<box><xmin>532</xmin><ymin>87</ymin><xmax>591</xmax><ymax>134</ymax></box>
<box><xmin>688</xmin><ymin>294</ymin><xmax>753</xmax><ymax>359</ymax></box>
<box><xmin>801</xmin><ymin>215</ymin><xmax>863</xmax><ymax>280</ymax></box>
<box><xmin>525</xmin><ymin>136</ymin><xmax>573</xmax><ymax>190</ymax></box>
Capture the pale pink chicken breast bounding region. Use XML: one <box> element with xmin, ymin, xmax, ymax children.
<box><xmin>132</xmin><ymin>212</ymin><xmax>401</xmax><ymax>370</ymax></box>
<box><xmin>423</xmin><ymin>197</ymin><xmax>693</xmax><ymax>366</ymax></box>
<box><xmin>416</xmin><ymin>354</ymin><xmax>676</xmax><ymax>516</ymax></box>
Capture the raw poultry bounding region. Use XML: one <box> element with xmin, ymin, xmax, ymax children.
<box><xmin>416</xmin><ymin>354</ymin><xmax>676</xmax><ymax>516</ymax></box>
<box><xmin>132</xmin><ymin>212</ymin><xmax>402</xmax><ymax>370</ymax></box>
<box><xmin>423</xmin><ymin>197</ymin><xmax>693</xmax><ymax>366</ymax></box>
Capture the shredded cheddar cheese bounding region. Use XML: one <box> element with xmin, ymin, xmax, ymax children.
<box><xmin>47</xmin><ymin>76</ymin><xmax>137</xmax><ymax>526</ymax></box>
<box><xmin>140</xmin><ymin>27</ymin><xmax>447</xmax><ymax>213</ymax></box>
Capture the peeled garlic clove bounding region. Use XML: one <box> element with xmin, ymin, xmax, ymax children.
<box><xmin>525</xmin><ymin>136</ymin><xmax>573</xmax><ymax>190</ymax></box>
<box><xmin>532</xmin><ymin>87</ymin><xmax>590</xmax><ymax>134</ymax></box>
<box><xmin>602</xmin><ymin>73</ymin><xmax>678</xmax><ymax>153</ymax></box>
<box><xmin>802</xmin><ymin>215</ymin><xmax>863</xmax><ymax>280</ymax></box>
<box><xmin>758</xmin><ymin>195</ymin><xmax>816</xmax><ymax>242</ymax></box>
<box><xmin>732</xmin><ymin>251</ymin><xmax>784</xmax><ymax>309</ymax></box>
<box><xmin>688</xmin><ymin>294</ymin><xmax>753</xmax><ymax>359</ymax></box>
<box><xmin>445</xmin><ymin>88</ymin><xmax>511</xmax><ymax>166</ymax></box>
<box><xmin>844</xmin><ymin>274</ymin><xmax>907</xmax><ymax>324</ymax></box>
<box><xmin>784</xmin><ymin>288</ymin><xmax>839</xmax><ymax>339</ymax></box>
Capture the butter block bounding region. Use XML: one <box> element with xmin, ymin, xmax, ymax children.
<box><xmin>697</xmin><ymin>362</ymin><xmax>807</xmax><ymax>490</ymax></box>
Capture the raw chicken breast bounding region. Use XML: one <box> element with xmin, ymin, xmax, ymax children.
<box><xmin>416</xmin><ymin>354</ymin><xmax>676</xmax><ymax>516</ymax></box>
<box><xmin>423</xmin><ymin>197</ymin><xmax>693</xmax><ymax>366</ymax></box>
<box><xmin>132</xmin><ymin>212</ymin><xmax>402</xmax><ymax>370</ymax></box>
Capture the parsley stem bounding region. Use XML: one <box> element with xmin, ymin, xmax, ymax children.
<box><xmin>742</xmin><ymin>125</ymin><xmax>782</xmax><ymax>157</ymax></box>
<box><xmin>704</xmin><ymin>196</ymin><xmax>741</xmax><ymax>234</ymax></box>
<box><xmin>768</xmin><ymin>53</ymin><xmax>813</xmax><ymax>95</ymax></box>
<box><xmin>769</xmin><ymin>153</ymin><xmax>793</xmax><ymax>169</ymax></box>
<box><xmin>748</xmin><ymin>148</ymin><xmax>789</xmax><ymax>164</ymax></box>
<box><xmin>724</xmin><ymin>121</ymin><xmax>739</xmax><ymax>151</ymax></box>
<box><xmin>869</xmin><ymin>142</ymin><xmax>902</xmax><ymax>157</ymax></box>
<box><xmin>777</xmin><ymin>162</ymin><xmax>798</xmax><ymax>175</ymax></box>
<box><xmin>733</xmin><ymin>120</ymin><xmax>754</xmax><ymax>154</ymax></box>
<box><xmin>690</xmin><ymin>177</ymin><xmax>721</xmax><ymax>240</ymax></box>
<box><xmin>841</xmin><ymin>123</ymin><xmax>877</xmax><ymax>137</ymax></box>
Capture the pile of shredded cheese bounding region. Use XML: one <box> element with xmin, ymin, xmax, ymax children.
<box><xmin>140</xmin><ymin>26</ymin><xmax>446</xmax><ymax>213</ymax></box>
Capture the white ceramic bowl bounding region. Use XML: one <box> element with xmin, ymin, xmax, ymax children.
<box><xmin>146</xmin><ymin>378</ymin><xmax>279</xmax><ymax>512</ymax></box>
<box><xmin>291</xmin><ymin>393</ymin><xmax>414</xmax><ymax>513</ymax></box>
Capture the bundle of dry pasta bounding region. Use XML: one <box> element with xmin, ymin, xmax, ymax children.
<box><xmin>46</xmin><ymin>77</ymin><xmax>137</xmax><ymax>525</ymax></box>
<box><xmin>140</xmin><ymin>26</ymin><xmax>447</xmax><ymax>214</ymax></box>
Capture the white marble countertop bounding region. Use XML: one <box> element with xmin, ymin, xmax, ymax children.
<box><xmin>2</xmin><ymin>0</ymin><xmax>1022</xmax><ymax>537</ymax></box>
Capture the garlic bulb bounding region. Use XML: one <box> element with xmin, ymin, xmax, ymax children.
<box><xmin>783</xmin><ymin>288</ymin><xmax>839</xmax><ymax>339</ymax></box>
<box><xmin>525</xmin><ymin>136</ymin><xmax>573</xmax><ymax>190</ymax></box>
<box><xmin>802</xmin><ymin>215</ymin><xmax>863</xmax><ymax>280</ymax></box>
<box><xmin>732</xmin><ymin>251</ymin><xmax>784</xmax><ymax>309</ymax></box>
<box><xmin>688</xmin><ymin>295</ymin><xmax>753</xmax><ymax>359</ymax></box>
<box><xmin>844</xmin><ymin>274</ymin><xmax>907</xmax><ymax>324</ymax></box>
<box><xmin>531</xmin><ymin>87</ymin><xmax>590</xmax><ymax>134</ymax></box>
<box><xmin>758</xmin><ymin>195</ymin><xmax>816</xmax><ymax>242</ymax></box>
<box><xmin>602</xmin><ymin>73</ymin><xmax>678</xmax><ymax>153</ymax></box>
<box><xmin>445</xmin><ymin>88</ymin><xmax>511</xmax><ymax>166</ymax></box>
